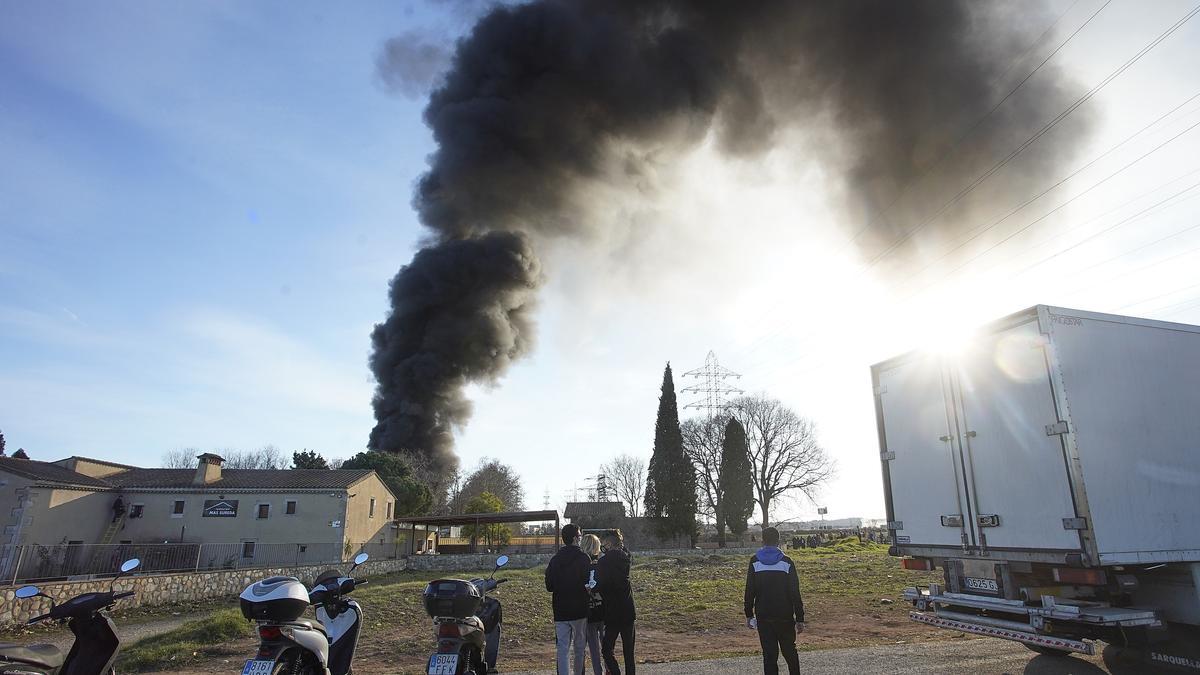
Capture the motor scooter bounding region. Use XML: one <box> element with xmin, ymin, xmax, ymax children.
<box><xmin>0</xmin><ymin>557</ymin><xmax>141</xmax><ymax>675</ymax></box>
<box><xmin>423</xmin><ymin>555</ymin><xmax>509</xmax><ymax>675</ymax></box>
<box><xmin>239</xmin><ymin>552</ymin><xmax>369</xmax><ymax>675</ymax></box>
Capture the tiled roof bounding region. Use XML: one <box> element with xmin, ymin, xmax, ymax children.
<box><xmin>0</xmin><ymin>457</ymin><xmax>378</xmax><ymax>492</ymax></box>
<box><xmin>0</xmin><ymin>457</ymin><xmax>112</xmax><ymax>488</ymax></box>
<box><xmin>105</xmin><ymin>468</ymin><xmax>376</xmax><ymax>490</ymax></box>
<box><xmin>564</xmin><ymin>502</ymin><xmax>625</xmax><ymax>519</ymax></box>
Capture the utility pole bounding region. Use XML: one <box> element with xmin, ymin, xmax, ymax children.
<box><xmin>682</xmin><ymin>351</ymin><xmax>744</xmax><ymax>418</ymax></box>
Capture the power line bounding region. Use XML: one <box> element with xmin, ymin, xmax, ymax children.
<box><xmin>720</xmin><ymin>1</ymin><xmax>1106</xmax><ymax>362</ymax></box>
<box><xmin>862</xmin><ymin>1</ymin><xmax>1200</xmax><ymax>270</ymax></box>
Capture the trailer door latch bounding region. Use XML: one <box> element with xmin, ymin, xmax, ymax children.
<box><xmin>977</xmin><ymin>514</ymin><xmax>1001</xmax><ymax>528</ymax></box>
<box><xmin>940</xmin><ymin>514</ymin><xmax>963</xmax><ymax>527</ymax></box>
<box><xmin>887</xmin><ymin>521</ymin><xmax>904</xmax><ymax>531</ymax></box>
<box><xmin>1045</xmin><ymin>421</ymin><xmax>1069</xmax><ymax>436</ymax></box>
<box><xmin>880</xmin><ymin>451</ymin><xmax>896</xmax><ymax>461</ymax></box>
<box><xmin>1063</xmin><ymin>517</ymin><xmax>1088</xmax><ymax>530</ymax></box>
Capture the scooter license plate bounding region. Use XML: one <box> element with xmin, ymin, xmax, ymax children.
<box><xmin>428</xmin><ymin>653</ymin><xmax>459</xmax><ymax>675</ymax></box>
<box><xmin>242</xmin><ymin>660</ymin><xmax>275</xmax><ymax>675</ymax></box>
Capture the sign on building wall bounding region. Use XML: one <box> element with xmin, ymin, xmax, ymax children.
<box><xmin>202</xmin><ymin>499</ymin><xmax>239</xmax><ymax>517</ymax></box>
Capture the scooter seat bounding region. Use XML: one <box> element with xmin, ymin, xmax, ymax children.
<box><xmin>0</xmin><ymin>642</ymin><xmax>65</xmax><ymax>668</ymax></box>
<box><xmin>288</xmin><ymin>620</ymin><xmax>327</xmax><ymax>635</ymax></box>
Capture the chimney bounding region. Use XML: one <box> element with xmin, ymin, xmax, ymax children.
<box><xmin>193</xmin><ymin>453</ymin><xmax>224</xmax><ymax>485</ymax></box>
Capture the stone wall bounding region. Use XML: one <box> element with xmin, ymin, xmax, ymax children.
<box><xmin>403</xmin><ymin>552</ymin><xmax>552</xmax><ymax>572</ymax></box>
<box><xmin>0</xmin><ymin>557</ymin><xmax>408</xmax><ymax>628</ymax></box>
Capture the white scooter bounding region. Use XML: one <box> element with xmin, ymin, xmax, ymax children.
<box><xmin>239</xmin><ymin>552</ymin><xmax>369</xmax><ymax>675</ymax></box>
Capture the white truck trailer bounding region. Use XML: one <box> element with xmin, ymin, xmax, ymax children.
<box><xmin>872</xmin><ymin>305</ymin><xmax>1200</xmax><ymax>669</ymax></box>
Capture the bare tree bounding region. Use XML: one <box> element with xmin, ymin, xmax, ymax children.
<box><xmin>161</xmin><ymin>448</ymin><xmax>199</xmax><ymax>468</ymax></box>
<box><xmin>601</xmin><ymin>454</ymin><xmax>647</xmax><ymax>518</ymax></box>
<box><xmin>223</xmin><ymin>445</ymin><xmax>289</xmax><ymax>470</ymax></box>
<box><xmin>733</xmin><ymin>394</ymin><xmax>834</xmax><ymax>527</ymax></box>
<box><xmin>680</xmin><ymin>416</ymin><xmax>726</xmax><ymax>524</ymax></box>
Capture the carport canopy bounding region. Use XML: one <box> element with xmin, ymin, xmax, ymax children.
<box><xmin>395</xmin><ymin>509</ymin><xmax>561</xmax><ymax>554</ymax></box>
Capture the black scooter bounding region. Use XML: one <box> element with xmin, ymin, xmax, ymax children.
<box><xmin>0</xmin><ymin>557</ymin><xmax>140</xmax><ymax>675</ymax></box>
<box><xmin>423</xmin><ymin>555</ymin><xmax>509</xmax><ymax>675</ymax></box>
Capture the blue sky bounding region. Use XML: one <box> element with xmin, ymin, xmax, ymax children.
<box><xmin>4</xmin><ymin>1</ymin><xmax>1200</xmax><ymax>521</ymax></box>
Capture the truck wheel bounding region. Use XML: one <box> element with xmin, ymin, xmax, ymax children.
<box><xmin>1023</xmin><ymin>643</ymin><xmax>1072</xmax><ymax>657</ymax></box>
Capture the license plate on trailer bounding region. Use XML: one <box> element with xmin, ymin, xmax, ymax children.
<box><xmin>965</xmin><ymin>576</ymin><xmax>999</xmax><ymax>592</ymax></box>
<box><xmin>242</xmin><ymin>661</ymin><xmax>275</xmax><ymax>675</ymax></box>
<box><xmin>428</xmin><ymin>653</ymin><xmax>459</xmax><ymax>675</ymax></box>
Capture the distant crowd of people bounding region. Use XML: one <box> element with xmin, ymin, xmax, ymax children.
<box><xmin>789</xmin><ymin>527</ymin><xmax>888</xmax><ymax>549</ymax></box>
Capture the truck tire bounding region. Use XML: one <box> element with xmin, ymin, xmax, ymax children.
<box><xmin>1023</xmin><ymin>643</ymin><xmax>1072</xmax><ymax>657</ymax></box>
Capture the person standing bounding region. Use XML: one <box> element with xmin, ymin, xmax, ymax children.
<box><xmin>545</xmin><ymin>524</ymin><xmax>590</xmax><ymax>675</ymax></box>
<box><xmin>744</xmin><ymin>527</ymin><xmax>805</xmax><ymax>675</ymax></box>
<box><xmin>581</xmin><ymin>534</ymin><xmax>605</xmax><ymax>675</ymax></box>
<box><xmin>111</xmin><ymin>495</ymin><xmax>126</xmax><ymax>523</ymax></box>
<box><xmin>596</xmin><ymin>529</ymin><xmax>636</xmax><ymax>675</ymax></box>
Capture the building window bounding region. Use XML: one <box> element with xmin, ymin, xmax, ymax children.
<box><xmin>257</xmin><ymin>503</ymin><xmax>270</xmax><ymax>519</ymax></box>
<box><xmin>386</xmin><ymin>501</ymin><xmax>393</xmax><ymax>519</ymax></box>
<box><xmin>172</xmin><ymin>500</ymin><xmax>185</xmax><ymax>518</ymax></box>
<box><xmin>129</xmin><ymin>504</ymin><xmax>145</xmax><ymax>519</ymax></box>
<box><xmin>369</xmin><ymin>498</ymin><xmax>376</xmax><ymax>518</ymax></box>
<box><xmin>242</xmin><ymin>541</ymin><xmax>256</xmax><ymax>558</ymax></box>
<box><xmin>285</xmin><ymin>500</ymin><xmax>297</xmax><ymax>515</ymax></box>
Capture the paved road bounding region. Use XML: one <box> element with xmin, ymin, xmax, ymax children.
<box><xmin>510</xmin><ymin>638</ymin><xmax>1147</xmax><ymax>675</ymax></box>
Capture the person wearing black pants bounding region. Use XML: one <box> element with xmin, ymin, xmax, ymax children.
<box><xmin>596</xmin><ymin>529</ymin><xmax>636</xmax><ymax>675</ymax></box>
<box><xmin>744</xmin><ymin>527</ymin><xmax>805</xmax><ymax>675</ymax></box>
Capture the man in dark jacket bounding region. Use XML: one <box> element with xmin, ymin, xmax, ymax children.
<box><xmin>546</xmin><ymin>524</ymin><xmax>591</xmax><ymax>675</ymax></box>
<box><xmin>596</xmin><ymin>529</ymin><xmax>636</xmax><ymax>675</ymax></box>
<box><xmin>744</xmin><ymin>527</ymin><xmax>805</xmax><ymax>675</ymax></box>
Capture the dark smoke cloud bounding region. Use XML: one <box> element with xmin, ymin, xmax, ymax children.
<box><xmin>370</xmin><ymin>0</ymin><xmax>1091</xmax><ymax>471</ymax></box>
<box><xmin>376</xmin><ymin>31</ymin><xmax>453</xmax><ymax>99</ymax></box>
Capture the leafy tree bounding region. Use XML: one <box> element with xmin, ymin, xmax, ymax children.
<box><xmin>341</xmin><ymin>450</ymin><xmax>432</xmax><ymax>517</ymax></box>
<box><xmin>291</xmin><ymin>449</ymin><xmax>329</xmax><ymax>469</ymax></box>
<box><xmin>719</xmin><ymin>417</ymin><xmax>755</xmax><ymax>540</ymax></box>
<box><xmin>644</xmin><ymin>363</ymin><xmax>697</xmax><ymax>543</ymax></box>
<box><xmin>450</xmin><ymin>458</ymin><xmax>524</xmax><ymax>512</ymax></box>
<box><xmin>0</xmin><ymin>429</ymin><xmax>6</xmax><ymax>456</ymax></box>
<box><xmin>461</xmin><ymin>491</ymin><xmax>511</xmax><ymax>546</ymax></box>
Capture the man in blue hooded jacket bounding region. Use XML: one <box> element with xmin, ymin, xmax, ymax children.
<box><xmin>744</xmin><ymin>527</ymin><xmax>805</xmax><ymax>675</ymax></box>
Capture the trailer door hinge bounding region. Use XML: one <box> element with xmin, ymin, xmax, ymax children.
<box><xmin>887</xmin><ymin>521</ymin><xmax>904</xmax><ymax>531</ymax></box>
<box><xmin>1063</xmin><ymin>517</ymin><xmax>1088</xmax><ymax>530</ymax></box>
<box><xmin>939</xmin><ymin>435</ymin><xmax>953</xmax><ymax>442</ymax></box>
<box><xmin>874</xmin><ymin>384</ymin><xmax>888</xmax><ymax>396</ymax></box>
<box><xmin>1045</xmin><ymin>421</ymin><xmax>1069</xmax><ymax>436</ymax></box>
<box><xmin>977</xmin><ymin>514</ymin><xmax>1001</xmax><ymax>528</ymax></box>
<box><xmin>940</xmin><ymin>514</ymin><xmax>963</xmax><ymax>527</ymax></box>
<box><xmin>880</xmin><ymin>451</ymin><xmax>896</xmax><ymax>461</ymax></box>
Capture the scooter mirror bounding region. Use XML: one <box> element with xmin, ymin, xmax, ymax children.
<box><xmin>120</xmin><ymin>558</ymin><xmax>141</xmax><ymax>573</ymax></box>
<box><xmin>15</xmin><ymin>586</ymin><xmax>40</xmax><ymax>599</ymax></box>
<box><xmin>495</xmin><ymin>555</ymin><xmax>509</xmax><ymax>568</ymax></box>
<box><xmin>353</xmin><ymin>552</ymin><xmax>369</xmax><ymax>566</ymax></box>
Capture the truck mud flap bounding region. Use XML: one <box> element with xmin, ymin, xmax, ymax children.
<box><xmin>910</xmin><ymin>611</ymin><xmax>1094</xmax><ymax>655</ymax></box>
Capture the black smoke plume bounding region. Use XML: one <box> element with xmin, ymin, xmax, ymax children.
<box><xmin>370</xmin><ymin>0</ymin><xmax>1090</xmax><ymax>472</ymax></box>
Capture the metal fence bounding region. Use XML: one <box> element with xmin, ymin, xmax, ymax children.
<box><xmin>1</xmin><ymin>541</ymin><xmax>401</xmax><ymax>586</ymax></box>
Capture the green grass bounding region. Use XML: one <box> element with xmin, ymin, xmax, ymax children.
<box><xmin>117</xmin><ymin>608</ymin><xmax>254</xmax><ymax>671</ymax></box>
<box><xmin>116</xmin><ymin>540</ymin><xmax>942</xmax><ymax>672</ymax></box>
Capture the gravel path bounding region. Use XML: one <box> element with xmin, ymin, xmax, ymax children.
<box><xmin>507</xmin><ymin>638</ymin><xmax>1127</xmax><ymax>675</ymax></box>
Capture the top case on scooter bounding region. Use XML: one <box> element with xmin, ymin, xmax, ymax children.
<box><xmin>423</xmin><ymin>579</ymin><xmax>482</xmax><ymax>618</ymax></box>
<box><xmin>240</xmin><ymin>576</ymin><xmax>310</xmax><ymax>622</ymax></box>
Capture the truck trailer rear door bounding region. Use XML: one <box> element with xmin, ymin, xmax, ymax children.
<box><xmin>877</xmin><ymin>354</ymin><xmax>972</xmax><ymax>549</ymax></box>
<box><xmin>950</xmin><ymin>320</ymin><xmax>1082</xmax><ymax>553</ymax></box>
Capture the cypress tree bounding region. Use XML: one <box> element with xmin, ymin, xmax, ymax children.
<box><xmin>644</xmin><ymin>363</ymin><xmax>697</xmax><ymax>544</ymax></box>
<box><xmin>720</xmin><ymin>417</ymin><xmax>755</xmax><ymax>542</ymax></box>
